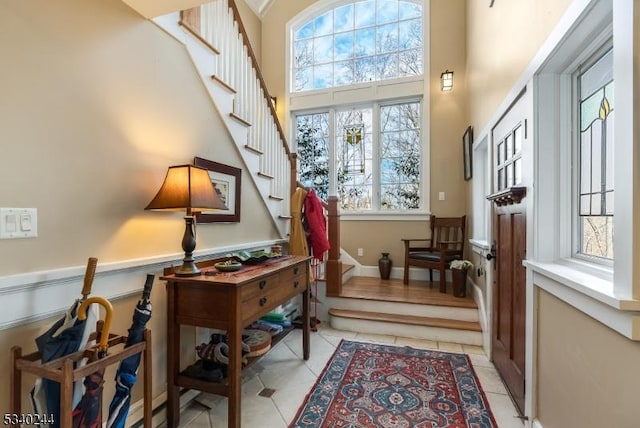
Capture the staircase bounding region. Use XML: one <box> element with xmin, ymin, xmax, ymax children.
<box><xmin>323</xmin><ymin>275</ymin><xmax>483</xmax><ymax>346</ymax></box>
<box><xmin>152</xmin><ymin>1</ymin><xmax>293</xmax><ymax>238</ymax></box>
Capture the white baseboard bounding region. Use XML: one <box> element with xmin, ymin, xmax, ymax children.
<box><xmin>356</xmin><ymin>265</ymin><xmax>446</xmax><ymax>282</ymax></box>
<box><xmin>470</xmin><ymin>278</ymin><xmax>491</xmax><ymax>354</ymax></box>
<box><xmin>126</xmin><ymin>389</ymin><xmax>201</xmax><ymax>427</ymax></box>
<box><xmin>532</xmin><ymin>419</ymin><xmax>544</xmax><ymax>428</ymax></box>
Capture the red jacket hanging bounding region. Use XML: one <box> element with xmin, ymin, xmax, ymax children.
<box><xmin>303</xmin><ymin>190</ymin><xmax>330</xmax><ymax>260</ymax></box>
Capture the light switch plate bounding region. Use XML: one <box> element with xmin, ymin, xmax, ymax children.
<box><xmin>0</xmin><ymin>208</ymin><xmax>37</xmax><ymax>239</ymax></box>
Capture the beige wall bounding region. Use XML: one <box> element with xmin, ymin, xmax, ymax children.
<box><xmin>236</xmin><ymin>0</ymin><xmax>262</xmax><ymax>66</ymax></box>
<box><xmin>537</xmin><ymin>290</ymin><xmax>640</xmax><ymax>427</ymax></box>
<box><xmin>0</xmin><ymin>0</ymin><xmax>278</xmax><ymax>277</ymax></box>
<box><xmin>466</xmin><ymin>0</ymin><xmax>572</xmax><ymax>134</ymax></box>
<box><xmin>0</xmin><ymin>0</ymin><xmax>277</xmax><ymax>416</ymax></box>
<box><xmin>341</xmin><ymin>220</ymin><xmax>429</xmax><ymax>267</ymax></box>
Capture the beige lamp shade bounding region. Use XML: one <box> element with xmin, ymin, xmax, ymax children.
<box><xmin>145</xmin><ymin>164</ymin><xmax>227</xmax><ymax>213</ymax></box>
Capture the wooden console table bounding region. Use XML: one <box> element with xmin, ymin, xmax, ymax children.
<box><xmin>161</xmin><ymin>255</ymin><xmax>311</xmax><ymax>428</ymax></box>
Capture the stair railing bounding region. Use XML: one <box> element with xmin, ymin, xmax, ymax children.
<box><xmin>180</xmin><ymin>0</ymin><xmax>296</xmax><ymax>210</ymax></box>
<box><xmin>180</xmin><ymin>1</ymin><xmax>340</xmax><ymax>291</ymax></box>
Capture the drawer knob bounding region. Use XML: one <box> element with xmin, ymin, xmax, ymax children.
<box><xmin>293</xmin><ymin>280</ymin><xmax>299</xmax><ymax>288</ymax></box>
<box><xmin>259</xmin><ymin>280</ymin><xmax>267</xmax><ymax>289</ymax></box>
<box><xmin>259</xmin><ymin>297</ymin><xmax>267</xmax><ymax>306</ymax></box>
<box><xmin>293</xmin><ymin>267</ymin><xmax>299</xmax><ymax>275</ymax></box>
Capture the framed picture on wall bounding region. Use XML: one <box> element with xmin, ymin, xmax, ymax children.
<box><xmin>463</xmin><ymin>126</ymin><xmax>473</xmax><ymax>181</ymax></box>
<box><xmin>194</xmin><ymin>156</ymin><xmax>241</xmax><ymax>223</ymax></box>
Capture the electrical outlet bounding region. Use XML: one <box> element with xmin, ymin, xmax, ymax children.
<box><xmin>357</xmin><ymin>248</ymin><xmax>364</xmax><ymax>257</ymax></box>
<box><xmin>438</xmin><ymin>192</ymin><xmax>445</xmax><ymax>201</ymax></box>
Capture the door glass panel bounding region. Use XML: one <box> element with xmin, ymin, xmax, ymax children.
<box><xmin>514</xmin><ymin>158</ymin><xmax>522</xmax><ymax>184</ymax></box>
<box><xmin>514</xmin><ymin>125</ymin><xmax>522</xmax><ymax>154</ymax></box>
<box><xmin>506</xmin><ymin>164</ymin><xmax>513</xmax><ymax>187</ymax></box>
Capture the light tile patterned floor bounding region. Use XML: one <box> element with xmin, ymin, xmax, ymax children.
<box><xmin>159</xmin><ymin>325</ymin><xmax>524</xmax><ymax>428</ymax></box>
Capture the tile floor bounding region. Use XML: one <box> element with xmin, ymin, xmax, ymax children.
<box><xmin>159</xmin><ymin>325</ymin><xmax>524</xmax><ymax>428</ymax></box>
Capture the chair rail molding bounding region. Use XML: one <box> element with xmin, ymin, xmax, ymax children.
<box><xmin>0</xmin><ymin>240</ymin><xmax>282</xmax><ymax>330</ymax></box>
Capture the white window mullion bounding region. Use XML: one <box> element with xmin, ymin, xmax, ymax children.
<box><xmin>372</xmin><ymin>102</ymin><xmax>381</xmax><ymax>210</ymax></box>
<box><xmin>328</xmin><ymin>107</ymin><xmax>337</xmax><ymax>196</ymax></box>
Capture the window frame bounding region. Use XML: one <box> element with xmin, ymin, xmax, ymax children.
<box><xmin>529</xmin><ymin>0</ymin><xmax>640</xmax><ymax>312</ymax></box>
<box><xmin>571</xmin><ymin>42</ymin><xmax>615</xmax><ymax>266</ymax></box>
<box><xmin>290</xmin><ymin>0</ymin><xmax>425</xmax><ymax>93</ymax></box>
<box><xmin>286</xmin><ymin>0</ymin><xmax>430</xmax><ymax>218</ymax></box>
<box><xmin>294</xmin><ymin>97</ymin><xmax>425</xmax><ymax>215</ymax></box>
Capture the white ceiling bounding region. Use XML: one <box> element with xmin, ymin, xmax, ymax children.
<box><xmin>244</xmin><ymin>0</ymin><xmax>274</xmax><ymax>17</ymax></box>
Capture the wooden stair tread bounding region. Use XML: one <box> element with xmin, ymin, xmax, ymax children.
<box><xmin>328</xmin><ymin>308</ymin><xmax>481</xmax><ymax>332</ymax></box>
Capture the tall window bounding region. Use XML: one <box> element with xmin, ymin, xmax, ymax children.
<box><xmin>575</xmin><ymin>47</ymin><xmax>614</xmax><ymax>260</ymax></box>
<box><xmin>296</xmin><ymin>100</ymin><xmax>421</xmax><ymax>211</ymax></box>
<box><xmin>292</xmin><ymin>0</ymin><xmax>423</xmax><ymax>92</ymax></box>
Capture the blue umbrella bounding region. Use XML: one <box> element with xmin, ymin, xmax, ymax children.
<box><xmin>106</xmin><ymin>274</ymin><xmax>154</xmax><ymax>428</ymax></box>
<box><xmin>31</xmin><ymin>258</ymin><xmax>98</xmax><ymax>428</ymax></box>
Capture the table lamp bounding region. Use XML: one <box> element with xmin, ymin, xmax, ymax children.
<box><xmin>145</xmin><ymin>164</ymin><xmax>227</xmax><ymax>276</ymax></box>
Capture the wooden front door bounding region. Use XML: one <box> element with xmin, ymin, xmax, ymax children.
<box><xmin>488</xmin><ymin>91</ymin><xmax>527</xmax><ymax>415</ymax></box>
<box><xmin>490</xmin><ymin>192</ymin><xmax>526</xmax><ymax>415</ymax></box>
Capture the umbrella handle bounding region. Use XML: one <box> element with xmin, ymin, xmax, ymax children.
<box><xmin>81</xmin><ymin>257</ymin><xmax>98</xmax><ymax>300</ymax></box>
<box><xmin>142</xmin><ymin>274</ymin><xmax>155</xmax><ymax>302</ymax></box>
<box><xmin>78</xmin><ymin>296</ymin><xmax>113</xmax><ymax>354</ymax></box>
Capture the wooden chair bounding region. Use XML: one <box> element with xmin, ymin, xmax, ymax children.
<box><xmin>402</xmin><ymin>215</ymin><xmax>466</xmax><ymax>293</ymax></box>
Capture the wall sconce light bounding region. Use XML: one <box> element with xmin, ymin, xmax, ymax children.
<box><xmin>441</xmin><ymin>70</ymin><xmax>454</xmax><ymax>91</ymax></box>
<box><xmin>145</xmin><ymin>164</ymin><xmax>227</xmax><ymax>276</ymax></box>
<box><xmin>270</xmin><ymin>96</ymin><xmax>277</xmax><ymax>109</ymax></box>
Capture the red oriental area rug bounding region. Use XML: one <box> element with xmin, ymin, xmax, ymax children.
<box><xmin>289</xmin><ymin>340</ymin><xmax>497</xmax><ymax>428</ymax></box>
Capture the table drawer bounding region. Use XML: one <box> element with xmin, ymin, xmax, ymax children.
<box><xmin>240</xmin><ymin>272</ymin><xmax>279</xmax><ymax>302</ymax></box>
<box><xmin>242</xmin><ymin>287</ymin><xmax>280</xmax><ymax>322</ymax></box>
<box><xmin>280</xmin><ymin>263</ymin><xmax>307</xmax><ymax>283</ymax></box>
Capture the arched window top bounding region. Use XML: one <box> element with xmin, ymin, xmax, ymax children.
<box><xmin>292</xmin><ymin>0</ymin><xmax>424</xmax><ymax>92</ymax></box>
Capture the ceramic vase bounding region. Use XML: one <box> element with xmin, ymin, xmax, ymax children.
<box><xmin>452</xmin><ymin>269</ymin><xmax>467</xmax><ymax>297</ymax></box>
<box><xmin>378</xmin><ymin>252</ymin><xmax>392</xmax><ymax>280</ymax></box>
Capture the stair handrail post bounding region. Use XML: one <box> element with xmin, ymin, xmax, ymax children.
<box><xmin>326</xmin><ymin>196</ymin><xmax>342</xmax><ymax>297</ymax></box>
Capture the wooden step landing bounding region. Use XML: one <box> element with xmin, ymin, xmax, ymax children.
<box><xmin>328</xmin><ymin>308</ymin><xmax>481</xmax><ymax>332</ymax></box>
<box><xmin>341</xmin><ymin>276</ymin><xmax>477</xmax><ymax>309</ymax></box>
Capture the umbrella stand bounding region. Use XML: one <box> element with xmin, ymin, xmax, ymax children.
<box><xmin>10</xmin><ymin>306</ymin><xmax>153</xmax><ymax>427</ymax></box>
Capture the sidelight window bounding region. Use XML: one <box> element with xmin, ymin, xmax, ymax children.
<box><xmin>575</xmin><ymin>47</ymin><xmax>614</xmax><ymax>260</ymax></box>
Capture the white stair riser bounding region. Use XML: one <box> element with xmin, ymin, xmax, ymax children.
<box><xmin>323</xmin><ymin>296</ymin><xmax>479</xmax><ymax>322</ymax></box>
<box><xmin>330</xmin><ymin>317</ymin><xmax>483</xmax><ymax>346</ymax></box>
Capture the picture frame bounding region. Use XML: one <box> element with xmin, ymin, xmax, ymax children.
<box><xmin>462</xmin><ymin>126</ymin><xmax>473</xmax><ymax>181</ymax></box>
<box><xmin>194</xmin><ymin>156</ymin><xmax>241</xmax><ymax>223</ymax></box>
